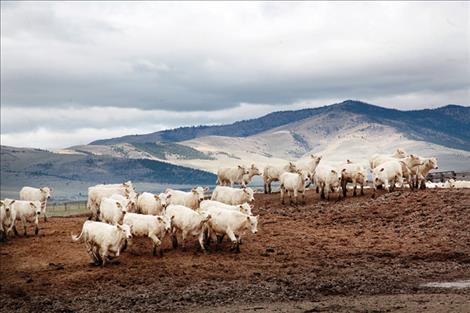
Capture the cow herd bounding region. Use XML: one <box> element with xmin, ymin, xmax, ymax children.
<box><xmin>0</xmin><ymin>148</ymin><xmax>467</xmax><ymax>266</ymax></box>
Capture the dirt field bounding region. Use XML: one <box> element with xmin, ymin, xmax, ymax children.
<box><xmin>1</xmin><ymin>188</ymin><xmax>469</xmax><ymax>312</ymax></box>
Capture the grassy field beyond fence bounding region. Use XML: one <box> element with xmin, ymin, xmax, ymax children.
<box><xmin>47</xmin><ymin>201</ymin><xmax>88</xmax><ymax>217</ymax></box>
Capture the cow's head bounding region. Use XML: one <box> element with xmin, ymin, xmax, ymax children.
<box><xmin>157</xmin><ymin>215</ymin><xmax>172</xmax><ymax>233</ymax></box>
<box><xmin>287</xmin><ymin>162</ymin><xmax>297</xmax><ymax>172</ymax></box>
<box><xmin>242</xmin><ymin>187</ymin><xmax>256</xmax><ymax>202</ymax></box>
<box><xmin>30</xmin><ymin>202</ymin><xmax>41</xmax><ymax>215</ymax></box>
<box><xmin>311</xmin><ymin>155</ymin><xmax>322</xmax><ymax>165</ymax></box>
<box><xmin>40</xmin><ymin>187</ymin><xmax>52</xmax><ymax>200</ymax></box>
<box><xmin>239</xmin><ymin>203</ymin><xmax>253</xmax><ymax>216</ymax></box>
<box><xmin>156</xmin><ymin>193</ymin><xmax>171</xmax><ymax>210</ymax></box>
<box><xmin>116</xmin><ymin>202</ymin><xmax>127</xmax><ymax>215</ymax></box>
<box><xmin>427</xmin><ymin>157</ymin><xmax>438</xmax><ymax>170</ymax></box>
<box><xmin>1</xmin><ymin>200</ymin><xmax>14</xmax><ymax>214</ymax></box>
<box><xmin>247</xmin><ymin>215</ymin><xmax>259</xmax><ymax>234</ymax></box>
<box><xmin>395</xmin><ymin>148</ymin><xmax>407</xmax><ymax>158</ymax></box>
<box><xmin>117</xmin><ymin>224</ymin><xmax>133</xmax><ymax>239</ymax></box>
<box><xmin>249</xmin><ymin>164</ymin><xmax>261</xmax><ymax>176</ymax></box>
<box><xmin>192</xmin><ymin>186</ymin><xmax>206</xmax><ymax>202</ymax></box>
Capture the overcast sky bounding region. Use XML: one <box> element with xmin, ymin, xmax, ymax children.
<box><xmin>1</xmin><ymin>1</ymin><xmax>469</xmax><ymax>149</ymax></box>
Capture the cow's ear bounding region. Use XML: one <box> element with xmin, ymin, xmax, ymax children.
<box><xmin>166</xmin><ymin>194</ymin><xmax>172</xmax><ymax>199</ymax></box>
<box><xmin>331</xmin><ymin>170</ymin><xmax>336</xmax><ymax>174</ymax></box>
<box><xmin>252</xmin><ymin>188</ymin><xmax>258</xmax><ymax>193</ymax></box>
<box><xmin>116</xmin><ymin>202</ymin><xmax>122</xmax><ymax>208</ymax></box>
<box><xmin>380</xmin><ymin>168</ymin><xmax>384</xmax><ymax>172</ymax></box>
<box><xmin>117</xmin><ymin>224</ymin><xmax>123</xmax><ymax>230</ymax></box>
<box><xmin>171</xmin><ymin>215</ymin><xmax>175</xmax><ymax>220</ymax></box>
<box><xmin>40</xmin><ymin>188</ymin><xmax>45</xmax><ymax>192</ymax></box>
<box><xmin>0</xmin><ymin>200</ymin><xmax>3</xmax><ymax>206</ymax></box>
<box><xmin>157</xmin><ymin>216</ymin><xmax>163</xmax><ymax>222</ymax></box>
<box><xmin>342</xmin><ymin>168</ymin><xmax>346</xmax><ymax>172</ymax></box>
<box><xmin>250</xmin><ymin>204</ymin><xmax>254</xmax><ymax>209</ymax></box>
<box><xmin>10</xmin><ymin>200</ymin><xmax>15</xmax><ymax>205</ymax></box>
<box><xmin>29</xmin><ymin>202</ymin><xmax>36</xmax><ymax>208</ymax></box>
<box><xmin>204</xmin><ymin>187</ymin><xmax>209</xmax><ymax>192</ymax></box>
<box><xmin>154</xmin><ymin>195</ymin><xmax>160</xmax><ymax>201</ymax></box>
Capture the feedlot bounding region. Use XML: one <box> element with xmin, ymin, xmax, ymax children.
<box><xmin>1</xmin><ymin>188</ymin><xmax>470</xmax><ymax>312</ymax></box>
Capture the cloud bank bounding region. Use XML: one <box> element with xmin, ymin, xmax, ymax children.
<box><xmin>1</xmin><ymin>2</ymin><xmax>469</xmax><ymax>149</ymax></box>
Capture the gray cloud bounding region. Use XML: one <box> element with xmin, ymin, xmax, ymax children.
<box><xmin>1</xmin><ymin>2</ymin><xmax>469</xmax><ymax>148</ymax></box>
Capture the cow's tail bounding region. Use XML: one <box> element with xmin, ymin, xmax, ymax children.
<box><xmin>71</xmin><ymin>228</ymin><xmax>84</xmax><ymax>242</ymax></box>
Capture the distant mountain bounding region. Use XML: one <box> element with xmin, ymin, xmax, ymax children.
<box><xmin>0</xmin><ymin>146</ymin><xmax>216</xmax><ymax>200</ymax></box>
<box><xmin>91</xmin><ymin>100</ymin><xmax>470</xmax><ymax>151</ymax></box>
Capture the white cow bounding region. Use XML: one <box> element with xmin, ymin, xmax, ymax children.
<box><xmin>397</xmin><ymin>155</ymin><xmax>423</xmax><ymax>189</ymax></box>
<box><xmin>263</xmin><ymin>162</ymin><xmax>297</xmax><ymax>194</ymax></box>
<box><xmin>217</xmin><ymin>165</ymin><xmax>250</xmax><ymax>187</ymax></box>
<box><xmin>447</xmin><ymin>179</ymin><xmax>470</xmax><ymax>188</ymax></box>
<box><xmin>340</xmin><ymin>162</ymin><xmax>368</xmax><ymax>197</ymax></box>
<box><xmin>242</xmin><ymin>164</ymin><xmax>261</xmax><ymax>186</ymax></box>
<box><xmin>314</xmin><ymin>166</ymin><xmax>342</xmax><ymax>200</ymax></box>
<box><xmin>123</xmin><ymin>213</ymin><xmax>172</xmax><ymax>256</ymax></box>
<box><xmin>294</xmin><ymin>155</ymin><xmax>322</xmax><ymax>177</ymax></box>
<box><xmin>199</xmin><ymin>200</ymin><xmax>253</xmax><ymax>216</ymax></box>
<box><xmin>4</xmin><ymin>199</ymin><xmax>42</xmax><ymax>236</ymax></box>
<box><xmin>211</xmin><ymin>186</ymin><xmax>256</xmax><ymax>205</ymax></box>
<box><xmin>369</xmin><ymin>148</ymin><xmax>407</xmax><ymax>169</ymax></box>
<box><xmin>87</xmin><ymin>181</ymin><xmax>137</xmax><ymax>220</ymax></box>
<box><xmin>164</xmin><ymin>204</ymin><xmax>211</xmax><ymax>252</ymax></box>
<box><xmin>166</xmin><ymin>187</ymin><xmax>208</xmax><ymax>210</ymax></box>
<box><xmin>0</xmin><ymin>200</ymin><xmax>17</xmax><ymax>240</ymax></box>
<box><xmin>203</xmin><ymin>208</ymin><xmax>259</xmax><ymax>252</ymax></box>
<box><xmin>414</xmin><ymin>157</ymin><xmax>439</xmax><ymax>189</ymax></box>
<box><xmin>99</xmin><ymin>197</ymin><xmax>128</xmax><ymax>225</ymax></box>
<box><xmin>279</xmin><ymin>170</ymin><xmax>310</xmax><ymax>204</ymax></box>
<box><xmin>19</xmin><ymin>186</ymin><xmax>52</xmax><ymax>222</ymax></box>
<box><xmin>137</xmin><ymin>192</ymin><xmax>170</xmax><ymax>215</ymax></box>
<box><xmin>72</xmin><ymin>221</ymin><xmax>132</xmax><ymax>266</ymax></box>
<box><xmin>372</xmin><ymin>160</ymin><xmax>404</xmax><ymax>192</ymax></box>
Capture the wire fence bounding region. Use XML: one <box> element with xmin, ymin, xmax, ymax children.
<box><xmin>47</xmin><ymin>201</ymin><xmax>88</xmax><ymax>217</ymax></box>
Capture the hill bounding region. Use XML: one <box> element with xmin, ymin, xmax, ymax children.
<box><xmin>91</xmin><ymin>100</ymin><xmax>470</xmax><ymax>151</ymax></box>
<box><xmin>0</xmin><ymin>146</ymin><xmax>216</xmax><ymax>200</ymax></box>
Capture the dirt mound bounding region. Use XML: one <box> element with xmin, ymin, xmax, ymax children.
<box><xmin>1</xmin><ymin>188</ymin><xmax>469</xmax><ymax>312</ymax></box>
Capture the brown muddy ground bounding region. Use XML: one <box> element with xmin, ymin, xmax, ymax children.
<box><xmin>1</xmin><ymin>188</ymin><xmax>469</xmax><ymax>312</ymax></box>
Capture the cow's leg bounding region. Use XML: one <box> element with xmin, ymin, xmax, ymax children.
<box><xmin>197</xmin><ymin>232</ymin><xmax>207</xmax><ymax>253</ymax></box>
<box><xmin>341</xmin><ymin>180</ymin><xmax>347</xmax><ymax>198</ymax></box>
<box><xmin>321</xmin><ymin>185</ymin><xmax>326</xmax><ymax>200</ymax></box>
<box><xmin>352</xmin><ymin>179</ymin><xmax>357</xmax><ymax>196</ymax></box>
<box><xmin>13</xmin><ymin>225</ymin><xmax>19</xmax><ymax>236</ymax></box>
<box><xmin>360</xmin><ymin>184</ymin><xmax>364</xmax><ymax>196</ymax></box>
<box><xmin>149</xmin><ymin>233</ymin><xmax>162</xmax><ymax>256</ymax></box>
<box><xmin>280</xmin><ymin>186</ymin><xmax>285</xmax><ymax>204</ymax></box>
<box><xmin>22</xmin><ymin>218</ymin><xmax>28</xmax><ymax>237</ymax></box>
<box><xmin>316</xmin><ymin>186</ymin><xmax>319</xmax><ymax>193</ymax></box>
<box><xmin>384</xmin><ymin>179</ymin><xmax>390</xmax><ymax>192</ymax></box>
<box><xmin>43</xmin><ymin>202</ymin><xmax>48</xmax><ymax>222</ymax></box>
<box><xmin>226</xmin><ymin>228</ymin><xmax>239</xmax><ymax>253</ymax></box>
<box><xmin>99</xmin><ymin>246</ymin><xmax>108</xmax><ymax>266</ymax></box>
<box><xmin>268</xmin><ymin>181</ymin><xmax>272</xmax><ymax>194</ymax></box>
<box><xmin>293</xmin><ymin>189</ymin><xmax>298</xmax><ymax>205</ymax></box>
<box><xmin>181</xmin><ymin>231</ymin><xmax>187</xmax><ymax>250</ymax></box>
<box><xmin>264</xmin><ymin>179</ymin><xmax>268</xmax><ymax>194</ymax></box>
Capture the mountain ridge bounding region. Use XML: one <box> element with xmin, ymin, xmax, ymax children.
<box><xmin>90</xmin><ymin>100</ymin><xmax>470</xmax><ymax>151</ymax></box>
